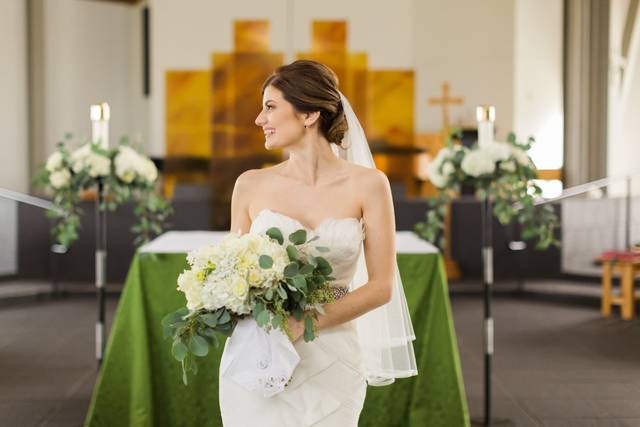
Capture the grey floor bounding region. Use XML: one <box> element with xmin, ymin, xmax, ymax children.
<box><xmin>0</xmin><ymin>283</ymin><xmax>639</xmax><ymax>427</ymax></box>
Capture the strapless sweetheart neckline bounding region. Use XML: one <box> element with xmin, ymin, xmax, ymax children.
<box><xmin>253</xmin><ymin>208</ymin><xmax>364</xmax><ymax>234</ymax></box>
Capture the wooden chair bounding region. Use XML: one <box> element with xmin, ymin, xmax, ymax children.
<box><xmin>600</xmin><ymin>251</ymin><xmax>640</xmax><ymax>320</ymax></box>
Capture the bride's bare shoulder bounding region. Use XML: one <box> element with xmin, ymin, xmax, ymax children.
<box><xmin>235</xmin><ymin>162</ymin><xmax>285</xmax><ymax>186</ymax></box>
<box><xmin>343</xmin><ymin>161</ymin><xmax>389</xmax><ymax>187</ymax></box>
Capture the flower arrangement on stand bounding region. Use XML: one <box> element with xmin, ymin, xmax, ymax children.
<box><xmin>414</xmin><ymin>130</ymin><xmax>560</xmax><ymax>251</ymax></box>
<box><xmin>34</xmin><ymin>134</ymin><xmax>172</xmax><ymax>248</ymax></box>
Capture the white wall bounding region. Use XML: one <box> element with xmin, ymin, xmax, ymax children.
<box><xmin>413</xmin><ymin>0</ymin><xmax>515</xmax><ymax>139</ymax></box>
<box><xmin>0</xmin><ymin>0</ymin><xmax>27</xmax><ymax>276</ymax></box>
<box><xmin>33</xmin><ymin>0</ymin><xmax>143</xmax><ymax>167</ymax></box>
<box><xmin>513</xmin><ymin>0</ymin><xmax>563</xmax><ymax>170</ymax></box>
<box><xmin>609</xmin><ymin>0</ymin><xmax>640</xmax><ymax>194</ymax></box>
<box><xmin>0</xmin><ymin>0</ymin><xmax>29</xmax><ymax>193</ymax></box>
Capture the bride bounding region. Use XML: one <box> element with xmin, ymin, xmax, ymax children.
<box><xmin>219</xmin><ymin>60</ymin><xmax>417</xmax><ymax>426</ymax></box>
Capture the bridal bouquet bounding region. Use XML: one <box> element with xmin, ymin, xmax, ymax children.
<box><xmin>162</xmin><ymin>226</ymin><xmax>336</xmax><ymax>385</ymax></box>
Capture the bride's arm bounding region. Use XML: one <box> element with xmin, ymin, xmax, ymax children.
<box><xmin>288</xmin><ymin>169</ymin><xmax>396</xmax><ymax>340</ymax></box>
<box><xmin>229</xmin><ymin>170</ymin><xmax>256</xmax><ymax>234</ymax></box>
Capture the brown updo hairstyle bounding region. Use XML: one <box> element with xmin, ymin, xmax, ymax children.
<box><xmin>262</xmin><ymin>60</ymin><xmax>348</xmax><ymax>147</ymax></box>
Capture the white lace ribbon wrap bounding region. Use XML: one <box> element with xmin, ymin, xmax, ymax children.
<box><xmin>220</xmin><ymin>318</ymin><xmax>300</xmax><ymax>397</ymax></box>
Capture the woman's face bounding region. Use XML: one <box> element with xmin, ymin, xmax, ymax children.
<box><xmin>255</xmin><ymin>85</ymin><xmax>306</xmax><ymax>150</ymax></box>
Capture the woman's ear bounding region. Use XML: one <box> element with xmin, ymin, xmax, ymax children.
<box><xmin>304</xmin><ymin>111</ymin><xmax>321</xmax><ymax>127</ymax></box>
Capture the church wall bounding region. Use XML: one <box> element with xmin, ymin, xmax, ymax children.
<box><xmin>608</xmin><ymin>0</ymin><xmax>640</xmax><ymax>195</ymax></box>
<box><xmin>413</xmin><ymin>0</ymin><xmax>515</xmax><ymax>139</ymax></box>
<box><xmin>0</xmin><ymin>0</ymin><xmax>29</xmax><ymax>193</ymax></box>
<box><xmin>513</xmin><ymin>0</ymin><xmax>564</xmax><ymax>170</ymax></box>
<box><xmin>0</xmin><ymin>0</ymin><xmax>27</xmax><ymax>275</ymax></box>
<box><xmin>33</xmin><ymin>0</ymin><xmax>140</xmax><ymax>167</ymax></box>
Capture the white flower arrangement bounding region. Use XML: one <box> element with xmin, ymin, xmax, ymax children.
<box><xmin>416</xmin><ymin>131</ymin><xmax>559</xmax><ymax>250</ymax></box>
<box><xmin>34</xmin><ymin>135</ymin><xmax>172</xmax><ymax>248</ymax></box>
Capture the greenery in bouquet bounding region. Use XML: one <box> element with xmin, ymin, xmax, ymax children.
<box><xmin>415</xmin><ymin>130</ymin><xmax>560</xmax><ymax>251</ymax></box>
<box><xmin>33</xmin><ymin>134</ymin><xmax>172</xmax><ymax>248</ymax></box>
<box><xmin>162</xmin><ymin>227</ymin><xmax>336</xmax><ymax>385</ymax></box>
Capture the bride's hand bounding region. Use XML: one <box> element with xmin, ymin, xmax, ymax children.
<box><xmin>287</xmin><ymin>315</ymin><xmax>305</xmax><ymax>342</ymax></box>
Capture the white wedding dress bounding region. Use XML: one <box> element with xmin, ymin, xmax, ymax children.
<box><xmin>219</xmin><ymin>207</ymin><xmax>368</xmax><ymax>426</ymax></box>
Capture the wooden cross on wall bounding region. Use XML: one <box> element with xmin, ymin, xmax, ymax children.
<box><xmin>428</xmin><ymin>82</ymin><xmax>464</xmax><ymax>132</ymax></box>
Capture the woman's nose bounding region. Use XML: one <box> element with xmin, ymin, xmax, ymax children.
<box><xmin>255</xmin><ymin>111</ymin><xmax>266</xmax><ymax>127</ymax></box>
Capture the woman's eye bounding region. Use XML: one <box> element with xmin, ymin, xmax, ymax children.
<box><xmin>266</xmin><ymin>105</ymin><xmax>273</xmax><ymax>110</ymax></box>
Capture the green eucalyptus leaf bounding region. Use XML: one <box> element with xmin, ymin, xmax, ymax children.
<box><xmin>200</xmin><ymin>313</ymin><xmax>218</xmax><ymax>328</ymax></box>
<box><xmin>315</xmin><ymin>257</ymin><xmax>332</xmax><ymax>275</ymax></box>
<box><xmin>303</xmin><ymin>316</ymin><xmax>315</xmax><ymax>342</ymax></box>
<box><xmin>190</xmin><ymin>335</ymin><xmax>209</xmax><ymax>357</ymax></box>
<box><xmin>288</xmin><ymin>229</ymin><xmax>307</xmax><ymax>245</ymax></box>
<box><xmin>299</xmin><ymin>264</ymin><xmax>314</xmax><ymax>275</ymax></box>
<box><xmin>292</xmin><ymin>275</ymin><xmax>307</xmax><ymax>291</ymax></box>
<box><xmin>272</xmin><ymin>314</ymin><xmax>284</xmax><ymax>329</ymax></box>
<box><xmin>259</xmin><ymin>255</ymin><xmax>273</xmax><ymax>269</ymax></box>
<box><xmin>162</xmin><ymin>324</ymin><xmax>173</xmax><ymax>339</ymax></box>
<box><xmin>276</xmin><ymin>285</ymin><xmax>288</xmax><ymax>299</ymax></box>
<box><xmin>283</xmin><ymin>262</ymin><xmax>299</xmax><ymax>277</ymax></box>
<box><xmin>218</xmin><ymin>310</ymin><xmax>231</xmax><ymax>324</ymax></box>
<box><xmin>266</xmin><ymin>227</ymin><xmax>283</xmax><ymax>245</ymax></box>
<box><xmin>286</xmin><ymin>245</ymin><xmax>299</xmax><ymax>261</ymax></box>
<box><xmin>256</xmin><ymin>309</ymin><xmax>270</xmax><ymax>327</ymax></box>
<box><xmin>265</xmin><ymin>288</ymin><xmax>274</xmax><ymax>300</ymax></box>
<box><xmin>172</xmin><ymin>340</ymin><xmax>188</xmax><ymax>362</ymax></box>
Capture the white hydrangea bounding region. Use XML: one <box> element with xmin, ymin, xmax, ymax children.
<box><xmin>140</xmin><ymin>157</ymin><xmax>158</xmax><ymax>183</ymax></box>
<box><xmin>70</xmin><ymin>144</ymin><xmax>110</xmax><ymax>177</ymax></box>
<box><xmin>49</xmin><ymin>169</ymin><xmax>71</xmax><ymax>189</ymax></box>
<box><xmin>114</xmin><ymin>146</ymin><xmax>158</xmax><ymax>183</ymax></box>
<box><xmin>45</xmin><ymin>151</ymin><xmax>64</xmax><ymax>172</ymax></box>
<box><xmin>114</xmin><ymin>146</ymin><xmax>141</xmax><ymax>183</ymax></box>
<box><xmin>180</xmin><ymin>232</ymin><xmax>289</xmax><ymax>314</ymax></box>
<box><xmin>427</xmin><ymin>146</ymin><xmax>462</xmax><ymax>188</ymax></box>
<box><xmin>510</xmin><ymin>145</ymin><xmax>531</xmax><ymax>166</ymax></box>
<box><xmin>481</xmin><ymin>142</ymin><xmax>511</xmax><ymax>163</ymax></box>
<box><xmin>461</xmin><ymin>148</ymin><xmax>496</xmax><ymax>177</ymax></box>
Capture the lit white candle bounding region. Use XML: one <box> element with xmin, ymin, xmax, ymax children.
<box><xmin>90</xmin><ymin>103</ymin><xmax>110</xmax><ymax>148</ymax></box>
<box><xmin>476</xmin><ymin>105</ymin><xmax>495</xmax><ymax>147</ymax></box>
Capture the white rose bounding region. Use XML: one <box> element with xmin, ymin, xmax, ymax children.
<box><xmin>49</xmin><ymin>168</ymin><xmax>71</xmax><ymax>189</ymax></box>
<box><xmin>139</xmin><ymin>157</ymin><xmax>158</xmax><ymax>183</ymax></box>
<box><xmin>177</xmin><ymin>270</ymin><xmax>204</xmax><ymax>311</ymax></box>
<box><xmin>114</xmin><ymin>146</ymin><xmax>140</xmax><ymax>183</ymax></box>
<box><xmin>232</xmin><ymin>277</ymin><xmax>249</xmax><ymax>298</ymax></box>
<box><xmin>427</xmin><ymin>147</ymin><xmax>457</xmax><ymax>188</ymax></box>
<box><xmin>46</xmin><ymin>151</ymin><xmax>64</xmax><ymax>172</ymax></box>
<box><xmin>70</xmin><ymin>144</ymin><xmax>110</xmax><ymax>177</ymax></box>
<box><xmin>87</xmin><ymin>153</ymin><xmax>110</xmax><ymax>177</ymax></box>
<box><xmin>70</xmin><ymin>145</ymin><xmax>91</xmax><ymax>173</ymax></box>
<box><xmin>461</xmin><ymin>149</ymin><xmax>496</xmax><ymax>177</ymax></box>
<box><xmin>481</xmin><ymin>142</ymin><xmax>511</xmax><ymax>162</ymax></box>
<box><xmin>510</xmin><ymin>145</ymin><xmax>531</xmax><ymax>166</ymax></box>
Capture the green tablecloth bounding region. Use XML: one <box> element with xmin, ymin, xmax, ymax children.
<box><xmin>85</xmin><ymin>251</ymin><xmax>469</xmax><ymax>427</ymax></box>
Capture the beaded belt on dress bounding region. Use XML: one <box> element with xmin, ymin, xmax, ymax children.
<box><xmin>331</xmin><ymin>286</ymin><xmax>349</xmax><ymax>300</ymax></box>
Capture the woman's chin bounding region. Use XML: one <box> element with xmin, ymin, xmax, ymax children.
<box><xmin>264</xmin><ymin>138</ymin><xmax>287</xmax><ymax>150</ymax></box>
